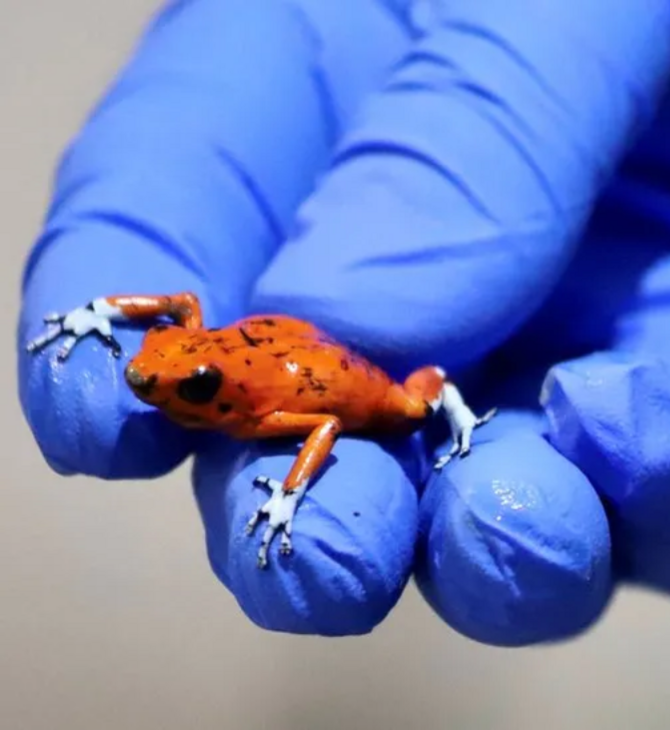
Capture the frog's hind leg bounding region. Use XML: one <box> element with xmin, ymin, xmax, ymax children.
<box><xmin>402</xmin><ymin>366</ymin><xmax>496</xmax><ymax>469</ymax></box>
<box><xmin>403</xmin><ymin>366</ymin><xmax>447</xmax><ymax>415</ymax></box>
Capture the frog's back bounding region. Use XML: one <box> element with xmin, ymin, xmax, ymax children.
<box><xmin>213</xmin><ymin>315</ymin><xmax>394</xmax><ymax>428</ymax></box>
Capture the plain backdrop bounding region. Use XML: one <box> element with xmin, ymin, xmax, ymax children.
<box><xmin>3</xmin><ymin>3</ymin><xmax>670</xmax><ymax>729</ymax></box>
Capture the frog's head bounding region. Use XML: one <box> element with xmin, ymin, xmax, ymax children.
<box><xmin>123</xmin><ymin>324</ymin><xmax>228</xmax><ymax>427</ymax></box>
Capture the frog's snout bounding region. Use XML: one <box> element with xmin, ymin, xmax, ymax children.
<box><xmin>124</xmin><ymin>364</ymin><xmax>158</xmax><ymax>399</ymax></box>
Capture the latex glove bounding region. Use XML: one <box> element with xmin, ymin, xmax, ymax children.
<box><xmin>17</xmin><ymin>0</ymin><xmax>670</xmax><ymax>643</ymax></box>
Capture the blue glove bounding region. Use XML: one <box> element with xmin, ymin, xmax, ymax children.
<box><xmin>17</xmin><ymin>0</ymin><xmax>670</xmax><ymax>643</ymax></box>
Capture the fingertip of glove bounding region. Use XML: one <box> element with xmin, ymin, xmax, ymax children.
<box><xmin>541</xmin><ymin>352</ymin><xmax>670</xmax><ymax>510</ymax></box>
<box><xmin>415</xmin><ymin>429</ymin><xmax>612</xmax><ymax>646</ymax></box>
<box><xmin>18</xmin><ymin>329</ymin><xmax>192</xmax><ymax>481</ymax></box>
<box><xmin>195</xmin><ymin>437</ymin><xmax>420</xmax><ymax>636</ymax></box>
<box><xmin>542</xmin><ymin>352</ymin><xmax>670</xmax><ymax>588</ymax></box>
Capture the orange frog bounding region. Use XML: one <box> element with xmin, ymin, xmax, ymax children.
<box><xmin>27</xmin><ymin>292</ymin><xmax>496</xmax><ymax>568</ymax></box>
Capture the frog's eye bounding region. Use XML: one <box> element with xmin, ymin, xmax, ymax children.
<box><xmin>177</xmin><ymin>365</ymin><xmax>223</xmax><ymax>404</ymax></box>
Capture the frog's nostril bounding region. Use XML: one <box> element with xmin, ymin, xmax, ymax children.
<box><xmin>125</xmin><ymin>365</ymin><xmax>157</xmax><ymax>397</ymax></box>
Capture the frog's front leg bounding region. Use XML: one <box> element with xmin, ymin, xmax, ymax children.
<box><xmin>26</xmin><ymin>292</ymin><xmax>203</xmax><ymax>360</ymax></box>
<box><xmin>244</xmin><ymin>412</ymin><xmax>343</xmax><ymax>569</ymax></box>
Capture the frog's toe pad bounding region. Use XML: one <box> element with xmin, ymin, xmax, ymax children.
<box><xmin>434</xmin><ymin>404</ymin><xmax>498</xmax><ymax>470</ymax></box>
<box><xmin>247</xmin><ymin>478</ymin><xmax>307</xmax><ymax>569</ymax></box>
<box><xmin>280</xmin><ymin>531</ymin><xmax>293</xmax><ymax>555</ymax></box>
<box><xmin>253</xmin><ymin>475</ymin><xmax>284</xmax><ymax>493</ymax></box>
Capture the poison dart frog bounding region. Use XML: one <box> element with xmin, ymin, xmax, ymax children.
<box><xmin>27</xmin><ymin>292</ymin><xmax>497</xmax><ymax>568</ymax></box>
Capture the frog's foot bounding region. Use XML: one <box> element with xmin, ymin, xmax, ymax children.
<box><xmin>435</xmin><ymin>383</ymin><xmax>497</xmax><ymax>470</ymax></box>
<box><xmin>26</xmin><ymin>303</ymin><xmax>122</xmax><ymax>361</ymax></box>
<box><xmin>246</xmin><ymin>476</ymin><xmax>308</xmax><ymax>569</ymax></box>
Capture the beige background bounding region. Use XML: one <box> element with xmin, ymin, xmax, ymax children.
<box><xmin>3</xmin><ymin>3</ymin><xmax>670</xmax><ymax>729</ymax></box>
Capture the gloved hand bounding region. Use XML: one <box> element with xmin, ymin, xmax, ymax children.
<box><xmin>17</xmin><ymin>0</ymin><xmax>670</xmax><ymax>644</ymax></box>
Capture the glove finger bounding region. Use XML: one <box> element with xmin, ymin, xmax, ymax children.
<box><xmin>486</xmin><ymin>89</ymin><xmax>670</xmax><ymax>368</ymax></box>
<box><xmin>421</xmin><ymin>93</ymin><xmax>670</xmax><ymax>634</ymax></box>
<box><xmin>415</xmin><ymin>408</ymin><xmax>612</xmax><ymax>647</ymax></box>
<box><xmin>17</xmin><ymin>0</ymin><xmax>412</xmax><ymax>479</ymax></box>
<box><xmin>542</xmin><ymin>352</ymin><xmax>670</xmax><ymax>591</ymax></box>
<box><xmin>251</xmin><ymin>0</ymin><xmax>670</xmax><ymax>376</ymax></box>
<box><xmin>536</xmin><ymin>87</ymin><xmax>670</xmax><ymax>591</ymax></box>
<box><xmin>193</xmin><ymin>431</ymin><xmax>421</xmax><ymax>636</ymax></box>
